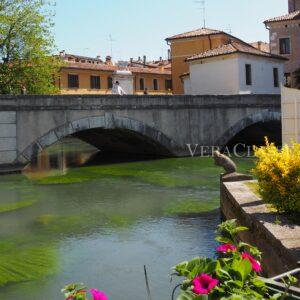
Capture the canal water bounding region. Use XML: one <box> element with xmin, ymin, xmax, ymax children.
<box><xmin>0</xmin><ymin>138</ymin><xmax>254</xmax><ymax>300</ymax></box>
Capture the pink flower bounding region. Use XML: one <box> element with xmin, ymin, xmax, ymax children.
<box><xmin>241</xmin><ymin>252</ymin><xmax>262</xmax><ymax>273</ymax></box>
<box><xmin>90</xmin><ymin>289</ymin><xmax>109</xmax><ymax>300</ymax></box>
<box><xmin>216</xmin><ymin>243</ymin><xmax>237</xmax><ymax>253</ymax></box>
<box><xmin>192</xmin><ymin>273</ymin><xmax>219</xmax><ymax>295</ymax></box>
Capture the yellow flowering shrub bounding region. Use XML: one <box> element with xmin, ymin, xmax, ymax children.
<box><xmin>252</xmin><ymin>139</ymin><xmax>300</xmax><ymax>213</ymax></box>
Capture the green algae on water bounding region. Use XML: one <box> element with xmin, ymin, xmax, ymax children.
<box><xmin>0</xmin><ymin>241</ymin><xmax>57</xmax><ymax>287</ymax></box>
<box><xmin>164</xmin><ymin>198</ymin><xmax>219</xmax><ymax>215</ymax></box>
<box><xmin>0</xmin><ymin>199</ymin><xmax>37</xmax><ymax>214</ymax></box>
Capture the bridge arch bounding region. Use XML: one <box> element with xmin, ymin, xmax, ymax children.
<box><xmin>216</xmin><ymin>110</ymin><xmax>281</xmax><ymax>148</ymax></box>
<box><xmin>17</xmin><ymin>113</ymin><xmax>178</xmax><ymax>164</ymax></box>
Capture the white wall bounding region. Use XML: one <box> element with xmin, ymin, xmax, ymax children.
<box><xmin>186</xmin><ymin>54</ymin><xmax>285</xmax><ymax>95</ymax></box>
<box><xmin>188</xmin><ymin>57</ymin><xmax>240</xmax><ymax>95</ymax></box>
<box><xmin>238</xmin><ymin>55</ymin><xmax>284</xmax><ymax>95</ymax></box>
<box><xmin>281</xmin><ymin>86</ymin><xmax>300</xmax><ymax>145</ymax></box>
<box><xmin>183</xmin><ymin>77</ymin><xmax>192</xmax><ymax>94</ymax></box>
<box><xmin>113</xmin><ymin>74</ymin><xmax>134</xmax><ymax>94</ymax></box>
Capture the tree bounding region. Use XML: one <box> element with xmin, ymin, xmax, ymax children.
<box><xmin>0</xmin><ymin>0</ymin><xmax>61</xmax><ymax>94</ymax></box>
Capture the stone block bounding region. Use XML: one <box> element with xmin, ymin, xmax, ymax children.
<box><xmin>72</xmin><ymin>118</ymin><xmax>90</xmax><ymax>132</ymax></box>
<box><xmin>0</xmin><ymin>112</ymin><xmax>16</xmax><ymax>124</ymax></box>
<box><xmin>0</xmin><ymin>124</ymin><xmax>16</xmax><ymax>138</ymax></box>
<box><xmin>0</xmin><ymin>150</ymin><xmax>17</xmax><ymax>164</ymax></box>
<box><xmin>38</xmin><ymin>130</ymin><xmax>58</xmax><ymax>148</ymax></box>
<box><xmin>55</xmin><ymin>123</ymin><xmax>75</xmax><ymax>139</ymax></box>
<box><xmin>0</xmin><ymin>138</ymin><xmax>17</xmax><ymax>151</ymax></box>
<box><xmin>89</xmin><ymin>116</ymin><xmax>105</xmax><ymax>129</ymax></box>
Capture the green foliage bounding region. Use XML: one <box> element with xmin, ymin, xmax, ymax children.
<box><xmin>172</xmin><ymin>220</ymin><xmax>295</xmax><ymax>300</ymax></box>
<box><xmin>0</xmin><ymin>0</ymin><xmax>61</xmax><ymax>94</ymax></box>
<box><xmin>252</xmin><ymin>140</ymin><xmax>300</xmax><ymax>214</ymax></box>
<box><xmin>0</xmin><ymin>240</ymin><xmax>57</xmax><ymax>286</ymax></box>
<box><xmin>61</xmin><ymin>283</ymin><xmax>88</xmax><ymax>300</ymax></box>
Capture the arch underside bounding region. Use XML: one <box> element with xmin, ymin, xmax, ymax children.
<box><xmin>17</xmin><ymin>113</ymin><xmax>177</xmax><ymax>163</ymax></box>
<box><xmin>216</xmin><ymin>110</ymin><xmax>282</xmax><ymax>148</ymax></box>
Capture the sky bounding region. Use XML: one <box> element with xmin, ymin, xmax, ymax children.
<box><xmin>54</xmin><ymin>0</ymin><xmax>287</xmax><ymax>61</ymax></box>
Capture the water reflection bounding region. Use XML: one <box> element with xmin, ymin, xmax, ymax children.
<box><xmin>0</xmin><ymin>138</ymin><xmax>255</xmax><ymax>300</ymax></box>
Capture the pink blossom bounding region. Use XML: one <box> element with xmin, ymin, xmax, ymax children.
<box><xmin>241</xmin><ymin>252</ymin><xmax>262</xmax><ymax>273</ymax></box>
<box><xmin>90</xmin><ymin>289</ymin><xmax>109</xmax><ymax>300</ymax></box>
<box><xmin>216</xmin><ymin>243</ymin><xmax>237</xmax><ymax>253</ymax></box>
<box><xmin>192</xmin><ymin>273</ymin><xmax>219</xmax><ymax>295</ymax></box>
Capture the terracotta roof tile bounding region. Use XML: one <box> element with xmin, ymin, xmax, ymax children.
<box><xmin>264</xmin><ymin>10</ymin><xmax>300</xmax><ymax>23</ymax></box>
<box><xmin>61</xmin><ymin>62</ymin><xmax>171</xmax><ymax>75</ymax></box>
<box><xmin>186</xmin><ymin>41</ymin><xmax>287</xmax><ymax>62</ymax></box>
<box><xmin>250</xmin><ymin>41</ymin><xmax>270</xmax><ymax>53</ymax></box>
<box><xmin>166</xmin><ymin>27</ymin><xmax>223</xmax><ymax>41</ymax></box>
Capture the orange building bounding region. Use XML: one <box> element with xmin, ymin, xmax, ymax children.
<box><xmin>58</xmin><ymin>53</ymin><xmax>172</xmax><ymax>95</ymax></box>
<box><xmin>166</xmin><ymin>28</ymin><xmax>243</xmax><ymax>94</ymax></box>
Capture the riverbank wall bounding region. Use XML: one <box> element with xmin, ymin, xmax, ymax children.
<box><xmin>221</xmin><ymin>179</ymin><xmax>300</xmax><ymax>277</ymax></box>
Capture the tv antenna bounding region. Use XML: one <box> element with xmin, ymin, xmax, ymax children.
<box><xmin>108</xmin><ymin>34</ymin><xmax>115</xmax><ymax>57</ymax></box>
<box><xmin>226</xmin><ymin>24</ymin><xmax>232</xmax><ymax>35</ymax></box>
<box><xmin>194</xmin><ymin>0</ymin><xmax>206</xmax><ymax>28</ymax></box>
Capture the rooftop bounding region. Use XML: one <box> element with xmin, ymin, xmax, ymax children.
<box><xmin>264</xmin><ymin>10</ymin><xmax>300</xmax><ymax>23</ymax></box>
<box><xmin>186</xmin><ymin>41</ymin><xmax>287</xmax><ymax>62</ymax></box>
<box><xmin>62</xmin><ymin>61</ymin><xmax>171</xmax><ymax>75</ymax></box>
<box><xmin>166</xmin><ymin>27</ymin><xmax>224</xmax><ymax>41</ymax></box>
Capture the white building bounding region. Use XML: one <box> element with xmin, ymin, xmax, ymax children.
<box><xmin>112</xmin><ymin>70</ymin><xmax>134</xmax><ymax>94</ymax></box>
<box><xmin>282</xmin><ymin>86</ymin><xmax>300</xmax><ymax>145</ymax></box>
<box><xmin>182</xmin><ymin>41</ymin><xmax>287</xmax><ymax>95</ymax></box>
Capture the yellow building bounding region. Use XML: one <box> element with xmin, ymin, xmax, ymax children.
<box><xmin>58</xmin><ymin>53</ymin><xmax>172</xmax><ymax>95</ymax></box>
<box><xmin>166</xmin><ymin>28</ymin><xmax>243</xmax><ymax>94</ymax></box>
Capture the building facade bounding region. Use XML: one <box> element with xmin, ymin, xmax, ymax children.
<box><xmin>182</xmin><ymin>41</ymin><xmax>286</xmax><ymax>95</ymax></box>
<box><xmin>264</xmin><ymin>0</ymin><xmax>300</xmax><ymax>87</ymax></box>
<box><xmin>282</xmin><ymin>86</ymin><xmax>300</xmax><ymax>144</ymax></box>
<box><xmin>58</xmin><ymin>53</ymin><xmax>172</xmax><ymax>95</ymax></box>
<box><xmin>165</xmin><ymin>28</ymin><xmax>244</xmax><ymax>94</ymax></box>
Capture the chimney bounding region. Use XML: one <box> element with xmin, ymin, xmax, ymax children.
<box><xmin>159</xmin><ymin>56</ymin><xmax>163</xmax><ymax>62</ymax></box>
<box><xmin>288</xmin><ymin>0</ymin><xmax>300</xmax><ymax>12</ymax></box>
<box><xmin>143</xmin><ymin>55</ymin><xmax>146</xmax><ymax>66</ymax></box>
<box><xmin>138</xmin><ymin>56</ymin><xmax>141</xmax><ymax>61</ymax></box>
<box><xmin>130</xmin><ymin>58</ymin><xmax>133</xmax><ymax>64</ymax></box>
<box><xmin>105</xmin><ymin>55</ymin><xmax>112</xmax><ymax>65</ymax></box>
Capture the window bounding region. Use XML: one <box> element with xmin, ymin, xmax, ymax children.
<box><xmin>165</xmin><ymin>79</ymin><xmax>172</xmax><ymax>90</ymax></box>
<box><xmin>284</xmin><ymin>73</ymin><xmax>291</xmax><ymax>87</ymax></box>
<box><xmin>139</xmin><ymin>78</ymin><xmax>145</xmax><ymax>90</ymax></box>
<box><xmin>68</xmin><ymin>74</ymin><xmax>79</xmax><ymax>88</ymax></box>
<box><xmin>245</xmin><ymin>64</ymin><xmax>252</xmax><ymax>86</ymax></box>
<box><xmin>90</xmin><ymin>76</ymin><xmax>100</xmax><ymax>89</ymax></box>
<box><xmin>153</xmin><ymin>79</ymin><xmax>158</xmax><ymax>91</ymax></box>
<box><xmin>273</xmin><ymin>68</ymin><xmax>279</xmax><ymax>88</ymax></box>
<box><xmin>107</xmin><ymin>77</ymin><xmax>113</xmax><ymax>89</ymax></box>
<box><xmin>279</xmin><ymin>38</ymin><xmax>291</xmax><ymax>55</ymax></box>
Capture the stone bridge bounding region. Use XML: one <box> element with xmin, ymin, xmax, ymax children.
<box><xmin>0</xmin><ymin>94</ymin><xmax>281</xmax><ymax>166</ymax></box>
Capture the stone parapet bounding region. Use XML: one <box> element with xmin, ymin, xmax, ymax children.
<box><xmin>221</xmin><ymin>180</ymin><xmax>300</xmax><ymax>277</ymax></box>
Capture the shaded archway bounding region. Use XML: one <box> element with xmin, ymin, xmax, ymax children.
<box><xmin>216</xmin><ymin>110</ymin><xmax>281</xmax><ymax>149</ymax></box>
<box><xmin>16</xmin><ymin>113</ymin><xmax>178</xmax><ymax>164</ymax></box>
